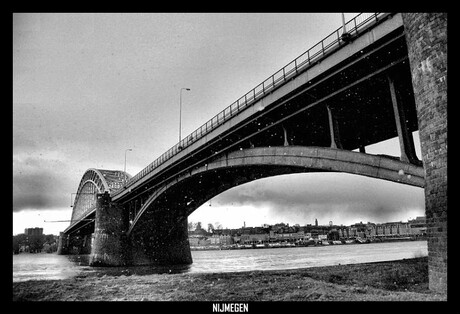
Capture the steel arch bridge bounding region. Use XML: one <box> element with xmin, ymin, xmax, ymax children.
<box><xmin>57</xmin><ymin>12</ymin><xmax>447</xmax><ymax>294</ymax></box>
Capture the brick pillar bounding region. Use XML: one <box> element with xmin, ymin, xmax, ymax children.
<box><xmin>402</xmin><ymin>13</ymin><xmax>447</xmax><ymax>293</ymax></box>
<box><xmin>89</xmin><ymin>191</ymin><xmax>129</xmax><ymax>266</ymax></box>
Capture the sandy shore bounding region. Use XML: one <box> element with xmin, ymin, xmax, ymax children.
<box><xmin>13</xmin><ymin>257</ymin><xmax>446</xmax><ymax>303</ymax></box>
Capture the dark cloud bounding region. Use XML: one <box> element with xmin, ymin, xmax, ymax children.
<box><xmin>13</xmin><ymin>155</ymin><xmax>75</xmax><ymax>212</ymax></box>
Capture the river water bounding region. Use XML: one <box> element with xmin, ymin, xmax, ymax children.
<box><xmin>12</xmin><ymin>240</ymin><xmax>427</xmax><ymax>282</ymax></box>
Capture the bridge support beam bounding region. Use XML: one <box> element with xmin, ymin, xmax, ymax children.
<box><xmin>402</xmin><ymin>13</ymin><xmax>447</xmax><ymax>294</ymax></box>
<box><xmin>387</xmin><ymin>73</ymin><xmax>419</xmax><ymax>164</ymax></box>
<box><xmin>89</xmin><ymin>191</ymin><xmax>129</xmax><ymax>266</ymax></box>
<box><xmin>282</xmin><ymin>125</ymin><xmax>289</xmax><ymax>146</ymax></box>
<box><xmin>326</xmin><ymin>105</ymin><xmax>342</xmax><ymax>149</ymax></box>
<box><xmin>129</xmin><ymin>209</ymin><xmax>192</xmax><ymax>266</ymax></box>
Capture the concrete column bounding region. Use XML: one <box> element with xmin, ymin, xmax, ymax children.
<box><xmin>326</xmin><ymin>105</ymin><xmax>342</xmax><ymax>149</ymax></box>
<box><xmin>387</xmin><ymin>73</ymin><xmax>419</xmax><ymax>164</ymax></box>
<box><xmin>402</xmin><ymin>13</ymin><xmax>447</xmax><ymax>294</ymax></box>
<box><xmin>282</xmin><ymin>125</ymin><xmax>289</xmax><ymax>146</ymax></box>
<box><xmin>89</xmin><ymin>191</ymin><xmax>129</xmax><ymax>266</ymax></box>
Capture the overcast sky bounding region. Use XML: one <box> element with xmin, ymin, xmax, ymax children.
<box><xmin>13</xmin><ymin>13</ymin><xmax>425</xmax><ymax>235</ymax></box>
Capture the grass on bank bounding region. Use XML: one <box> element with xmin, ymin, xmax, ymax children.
<box><xmin>13</xmin><ymin>257</ymin><xmax>446</xmax><ymax>301</ymax></box>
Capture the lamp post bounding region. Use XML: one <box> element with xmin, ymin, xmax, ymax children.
<box><xmin>70</xmin><ymin>193</ymin><xmax>76</xmax><ymax>207</ymax></box>
<box><xmin>341</xmin><ymin>13</ymin><xmax>346</xmax><ymax>33</ymax></box>
<box><xmin>179</xmin><ymin>87</ymin><xmax>191</xmax><ymax>143</ymax></box>
<box><xmin>340</xmin><ymin>13</ymin><xmax>351</xmax><ymax>42</ymax></box>
<box><xmin>124</xmin><ymin>148</ymin><xmax>132</xmax><ymax>184</ymax></box>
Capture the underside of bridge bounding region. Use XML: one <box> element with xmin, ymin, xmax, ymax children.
<box><xmin>66</xmin><ymin>15</ymin><xmax>424</xmax><ymax>264</ymax></box>
<box><xmin>125</xmin><ymin>145</ymin><xmax>424</xmax><ymax>266</ymax></box>
<box><xmin>60</xmin><ymin>13</ymin><xmax>447</xmax><ymax>294</ymax></box>
<box><xmin>112</xmin><ymin>16</ymin><xmax>427</xmax><ymax>267</ymax></box>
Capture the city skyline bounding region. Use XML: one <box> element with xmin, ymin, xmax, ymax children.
<box><xmin>17</xmin><ymin>214</ymin><xmax>426</xmax><ymax>236</ymax></box>
<box><xmin>189</xmin><ymin>214</ymin><xmax>426</xmax><ymax>232</ymax></box>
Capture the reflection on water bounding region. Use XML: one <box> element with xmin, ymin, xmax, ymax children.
<box><xmin>12</xmin><ymin>253</ymin><xmax>191</xmax><ymax>283</ymax></box>
<box><xmin>13</xmin><ymin>253</ymin><xmax>82</xmax><ymax>282</ymax></box>
<box><xmin>13</xmin><ymin>241</ymin><xmax>428</xmax><ymax>282</ymax></box>
<box><xmin>66</xmin><ymin>254</ymin><xmax>192</xmax><ymax>276</ymax></box>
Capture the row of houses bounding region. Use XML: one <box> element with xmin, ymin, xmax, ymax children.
<box><xmin>189</xmin><ymin>217</ymin><xmax>427</xmax><ymax>247</ymax></box>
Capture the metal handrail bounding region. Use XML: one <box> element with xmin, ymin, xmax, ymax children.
<box><xmin>116</xmin><ymin>13</ymin><xmax>386</xmax><ymax>194</ymax></box>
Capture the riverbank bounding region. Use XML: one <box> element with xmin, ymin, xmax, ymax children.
<box><xmin>13</xmin><ymin>257</ymin><xmax>446</xmax><ymax>302</ymax></box>
<box><xmin>190</xmin><ymin>237</ymin><xmax>425</xmax><ymax>251</ymax></box>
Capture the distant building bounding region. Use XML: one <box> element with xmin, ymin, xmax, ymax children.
<box><xmin>24</xmin><ymin>227</ymin><xmax>43</xmax><ymax>236</ymax></box>
<box><xmin>210</xmin><ymin>234</ymin><xmax>233</xmax><ymax>245</ymax></box>
<box><xmin>188</xmin><ymin>226</ymin><xmax>210</xmax><ymax>246</ymax></box>
<box><xmin>241</xmin><ymin>233</ymin><xmax>269</xmax><ymax>244</ymax></box>
<box><xmin>409</xmin><ymin>216</ymin><xmax>426</xmax><ymax>227</ymax></box>
<box><xmin>349</xmin><ymin>227</ymin><xmax>358</xmax><ymax>237</ymax></box>
<box><xmin>188</xmin><ymin>217</ymin><xmax>423</xmax><ymax>248</ymax></box>
<box><xmin>409</xmin><ymin>216</ymin><xmax>427</xmax><ymax>236</ymax></box>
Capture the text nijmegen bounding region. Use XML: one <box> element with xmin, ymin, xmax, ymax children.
<box><xmin>212</xmin><ymin>303</ymin><xmax>249</xmax><ymax>312</ymax></box>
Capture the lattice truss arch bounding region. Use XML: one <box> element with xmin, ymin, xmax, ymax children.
<box><xmin>71</xmin><ymin>168</ymin><xmax>131</xmax><ymax>223</ymax></box>
<box><xmin>71</xmin><ymin>169</ymin><xmax>108</xmax><ymax>222</ymax></box>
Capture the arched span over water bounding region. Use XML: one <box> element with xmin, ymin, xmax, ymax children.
<box><xmin>128</xmin><ymin>146</ymin><xmax>424</xmax><ymax>235</ymax></box>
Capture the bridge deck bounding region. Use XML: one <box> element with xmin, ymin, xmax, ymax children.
<box><xmin>113</xmin><ymin>13</ymin><xmax>404</xmax><ymax>202</ymax></box>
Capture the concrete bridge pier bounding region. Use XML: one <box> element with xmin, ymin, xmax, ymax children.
<box><xmin>89</xmin><ymin>191</ymin><xmax>129</xmax><ymax>266</ymax></box>
<box><xmin>129</xmin><ymin>209</ymin><xmax>192</xmax><ymax>266</ymax></box>
<box><xmin>56</xmin><ymin>232</ymin><xmax>69</xmax><ymax>255</ymax></box>
<box><xmin>402</xmin><ymin>13</ymin><xmax>447</xmax><ymax>293</ymax></box>
<box><xmin>57</xmin><ymin>231</ymin><xmax>92</xmax><ymax>255</ymax></box>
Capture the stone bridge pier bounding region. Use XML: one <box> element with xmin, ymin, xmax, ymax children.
<box><xmin>89</xmin><ymin>192</ymin><xmax>129</xmax><ymax>266</ymax></box>
<box><xmin>57</xmin><ymin>230</ymin><xmax>92</xmax><ymax>256</ymax></box>
<box><xmin>88</xmin><ymin>191</ymin><xmax>192</xmax><ymax>267</ymax></box>
<box><xmin>402</xmin><ymin>13</ymin><xmax>447</xmax><ymax>293</ymax></box>
<box><xmin>128</xmin><ymin>209</ymin><xmax>192</xmax><ymax>266</ymax></box>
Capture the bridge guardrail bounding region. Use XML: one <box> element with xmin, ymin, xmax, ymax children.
<box><xmin>115</xmin><ymin>13</ymin><xmax>388</xmax><ymax>195</ymax></box>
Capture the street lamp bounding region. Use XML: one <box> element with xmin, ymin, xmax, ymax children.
<box><xmin>124</xmin><ymin>148</ymin><xmax>132</xmax><ymax>184</ymax></box>
<box><xmin>179</xmin><ymin>87</ymin><xmax>191</xmax><ymax>143</ymax></box>
<box><xmin>340</xmin><ymin>13</ymin><xmax>351</xmax><ymax>42</ymax></box>
<box><xmin>341</xmin><ymin>13</ymin><xmax>346</xmax><ymax>33</ymax></box>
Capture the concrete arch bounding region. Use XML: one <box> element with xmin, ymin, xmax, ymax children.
<box><xmin>128</xmin><ymin>146</ymin><xmax>424</xmax><ymax>235</ymax></box>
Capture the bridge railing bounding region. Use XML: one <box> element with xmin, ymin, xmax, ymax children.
<box><xmin>116</xmin><ymin>13</ymin><xmax>388</xmax><ymax>194</ymax></box>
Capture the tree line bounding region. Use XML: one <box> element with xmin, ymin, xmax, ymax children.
<box><xmin>188</xmin><ymin>221</ymin><xmax>223</xmax><ymax>233</ymax></box>
<box><xmin>12</xmin><ymin>234</ymin><xmax>58</xmax><ymax>254</ymax></box>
